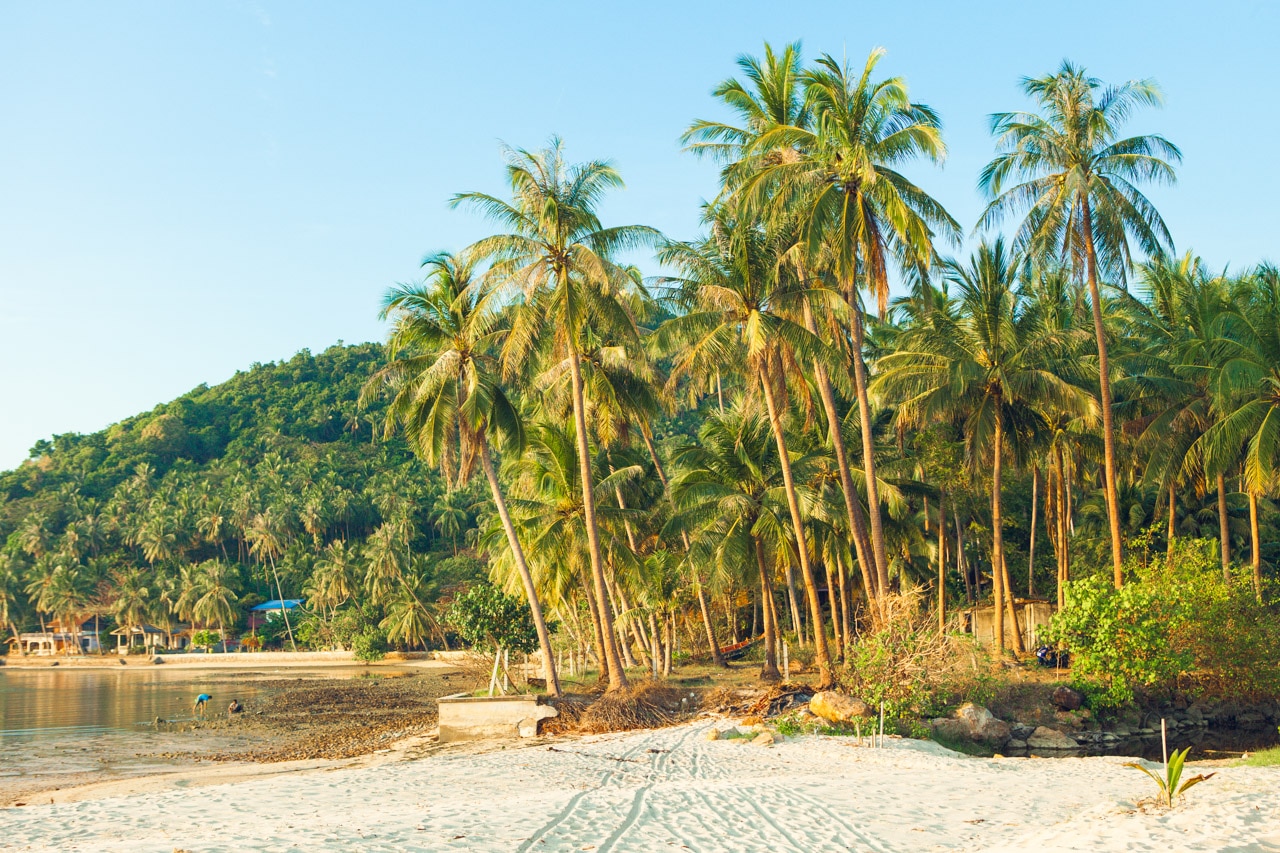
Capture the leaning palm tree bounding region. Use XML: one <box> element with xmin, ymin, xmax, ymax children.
<box><xmin>873</xmin><ymin>239</ymin><xmax>1096</xmax><ymax>651</ymax></box>
<box><xmin>363</xmin><ymin>250</ymin><xmax>562</xmax><ymax>695</ymax></box>
<box><xmin>736</xmin><ymin>48</ymin><xmax>959</xmax><ymax>602</ymax></box>
<box><xmin>979</xmin><ymin>61</ymin><xmax>1181</xmax><ymax>587</ymax></box>
<box><xmin>453</xmin><ymin>140</ymin><xmax>659</xmax><ymax>692</ymax></box>
<box><xmin>655</xmin><ymin>211</ymin><xmax>839</xmax><ymax>687</ymax></box>
<box><xmin>244</xmin><ymin>508</ymin><xmax>297</xmax><ymax>651</ymax></box>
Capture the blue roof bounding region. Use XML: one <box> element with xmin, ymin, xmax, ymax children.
<box><xmin>250</xmin><ymin>599</ymin><xmax>303</xmax><ymax>612</ymax></box>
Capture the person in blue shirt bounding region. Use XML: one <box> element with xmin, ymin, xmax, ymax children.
<box><xmin>193</xmin><ymin>693</ymin><xmax>213</xmax><ymax>717</ymax></box>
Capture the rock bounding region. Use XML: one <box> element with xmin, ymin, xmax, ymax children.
<box><xmin>1026</xmin><ymin>726</ymin><xmax>1078</xmax><ymax>750</ymax></box>
<box><xmin>705</xmin><ymin>728</ymin><xmax>721</xmax><ymax>742</ymax></box>
<box><xmin>1237</xmin><ymin>712</ymin><xmax>1266</xmax><ymax>726</ymax></box>
<box><xmin>809</xmin><ymin>691</ymin><xmax>872</xmax><ymax>724</ymax></box>
<box><xmin>1051</xmin><ymin>686</ymin><xmax>1083</xmax><ymax>711</ymax></box>
<box><xmin>752</xmin><ymin>731</ymin><xmax>776</xmax><ymax>747</ymax></box>
<box><xmin>1010</xmin><ymin>724</ymin><xmax>1036</xmax><ymax>741</ymax></box>
<box><xmin>1007</xmin><ymin>739</ymin><xmax>1028</xmax><ymax>750</ymax></box>
<box><xmin>152</xmin><ymin>656</ymin><xmax>164</xmax><ymax>665</ymax></box>
<box><xmin>955</xmin><ymin>703</ymin><xmax>1011</xmax><ymax>746</ymax></box>
<box><xmin>930</xmin><ymin>718</ymin><xmax>970</xmax><ymax>742</ymax></box>
<box><xmin>1111</xmin><ymin>724</ymin><xmax>1133</xmax><ymax>738</ymax></box>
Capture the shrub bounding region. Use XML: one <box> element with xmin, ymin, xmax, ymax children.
<box><xmin>191</xmin><ymin>629</ymin><xmax>222</xmax><ymax>651</ymax></box>
<box><xmin>1046</xmin><ymin>538</ymin><xmax>1280</xmax><ymax>708</ymax></box>
<box><xmin>840</xmin><ymin>591</ymin><xmax>1001</xmax><ymax>725</ymax></box>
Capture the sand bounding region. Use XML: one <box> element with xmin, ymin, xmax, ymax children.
<box><xmin>1</xmin><ymin>718</ymin><xmax>1276</xmax><ymax>852</ymax></box>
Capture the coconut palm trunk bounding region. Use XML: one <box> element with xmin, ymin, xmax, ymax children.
<box><xmin>1080</xmin><ymin>202</ymin><xmax>1125</xmax><ymax>588</ymax></box>
<box><xmin>1217</xmin><ymin>471</ymin><xmax>1231</xmax><ymax>581</ymax></box>
<box><xmin>1249</xmin><ymin>491</ymin><xmax>1262</xmax><ymax>602</ymax></box>
<box><xmin>753</xmin><ymin>537</ymin><xmax>781</xmax><ymax>681</ymax></box>
<box><xmin>566</xmin><ymin>353</ymin><xmax>628</xmax><ymax>691</ymax></box>
<box><xmin>849</xmin><ymin>307</ymin><xmax>892</xmax><ymax>604</ymax></box>
<box><xmin>265</xmin><ymin>553</ymin><xmax>297</xmax><ymax>652</ymax></box>
<box><xmin>991</xmin><ymin>414</ymin><xmax>1007</xmax><ymax>653</ymax></box>
<box><xmin>758</xmin><ymin>365</ymin><xmax>834</xmax><ymax>687</ymax></box>
<box><xmin>479</xmin><ymin>440</ymin><xmax>561</xmax><ymax>696</ymax></box>
<box><xmin>1167</xmin><ymin>481</ymin><xmax>1177</xmax><ymax>562</ymax></box>
<box><xmin>802</xmin><ymin>299</ymin><xmax>881</xmax><ymax>617</ymax></box>
<box><xmin>937</xmin><ymin>489</ymin><xmax>947</xmax><ymax>632</ymax></box>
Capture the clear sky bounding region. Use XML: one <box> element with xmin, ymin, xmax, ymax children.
<box><xmin>2</xmin><ymin>1</ymin><xmax>1277</xmax><ymax>469</ymax></box>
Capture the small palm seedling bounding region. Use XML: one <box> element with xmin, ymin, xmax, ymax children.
<box><xmin>1125</xmin><ymin>720</ymin><xmax>1215</xmax><ymax>808</ymax></box>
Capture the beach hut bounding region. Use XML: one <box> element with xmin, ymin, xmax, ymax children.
<box><xmin>247</xmin><ymin>599</ymin><xmax>302</xmax><ymax>633</ymax></box>
<box><xmin>110</xmin><ymin>624</ymin><xmax>169</xmax><ymax>654</ymax></box>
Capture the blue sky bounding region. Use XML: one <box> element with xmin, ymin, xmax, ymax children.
<box><xmin>2</xmin><ymin>0</ymin><xmax>1277</xmax><ymax>468</ymax></box>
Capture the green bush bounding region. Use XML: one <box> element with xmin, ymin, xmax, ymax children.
<box><xmin>191</xmin><ymin>629</ymin><xmax>222</xmax><ymax>651</ymax></box>
<box><xmin>445</xmin><ymin>582</ymin><xmax>538</xmax><ymax>656</ymax></box>
<box><xmin>1046</xmin><ymin>538</ymin><xmax>1280</xmax><ymax>708</ymax></box>
<box><xmin>352</xmin><ymin>627</ymin><xmax>388</xmax><ymax>661</ymax></box>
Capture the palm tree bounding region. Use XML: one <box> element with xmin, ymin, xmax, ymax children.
<box><xmin>193</xmin><ymin>559</ymin><xmax>239</xmax><ymax>653</ymax></box>
<box><xmin>307</xmin><ymin>539</ymin><xmax>359</xmax><ymax>619</ymax></box>
<box><xmin>668</xmin><ymin>400</ymin><xmax>798</xmax><ymax>680</ymax></box>
<box><xmin>873</xmin><ymin>239</ymin><xmax>1095</xmax><ymax>651</ymax></box>
<box><xmin>736</xmin><ymin>49</ymin><xmax>959</xmax><ymax>602</ymax></box>
<box><xmin>979</xmin><ymin>60</ymin><xmax>1181</xmax><ymax>587</ymax></box>
<box><xmin>244</xmin><ymin>508</ymin><xmax>296</xmax><ymax>651</ymax></box>
<box><xmin>111</xmin><ymin>567</ymin><xmax>151</xmax><ymax>648</ymax></box>
<box><xmin>655</xmin><ymin>211</ymin><xmax>838</xmax><ymax>686</ymax></box>
<box><xmin>453</xmin><ymin>140</ymin><xmax>659</xmax><ymax>692</ymax></box>
<box><xmin>0</xmin><ymin>552</ymin><xmax>23</xmax><ymax>644</ymax></box>
<box><xmin>684</xmin><ymin>41</ymin><xmax>882</xmax><ymax>619</ymax></box>
<box><xmin>363</xmin><ymin>249</ymin><xmax>562</xmax><ymax>695</ymax></box>
<box><xmin>1200</xmin><ymin>265</ymin><xmax>1280</xmax><ymax>601</ymax></box>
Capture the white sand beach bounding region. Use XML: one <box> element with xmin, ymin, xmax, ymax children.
<box><xmin>1</xmin><ymin>719</ymin><xmax>1276</xmax><ymax>852</ymax></box>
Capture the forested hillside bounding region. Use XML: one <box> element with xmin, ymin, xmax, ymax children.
<box><xmin>0</xmin><ymin>343</ymin><xmax>490</xmax><ymax>649</ymax></box>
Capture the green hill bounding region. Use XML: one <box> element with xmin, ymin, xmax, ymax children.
<box><xmin>0</xmin><ymin>343</ymin><xmax>486</xmax><ymax>649</ymax></box>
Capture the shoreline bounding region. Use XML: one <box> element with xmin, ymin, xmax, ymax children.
<box><xmin>0</xmin><ymin>650</ymin><xmax>467</xmax><ymax>672</ymax></box>
<box><xmin>2</xmin><ymin>718</ymin><xmax>1276</xmax><ymax>852</ymax></box>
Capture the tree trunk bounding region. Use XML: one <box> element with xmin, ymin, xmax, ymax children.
<box><xmin>937</xmin><ymin>489</ymin><xmax>947</xmax><ymax>632</ymax></box>
<box><xmin>955</xmin><ymin>505</ymin><xmax>971</xmax><ymax>605</ymax></box>
<box><xmin>1028</xmin><ymin>467</ymin><xmax>1039</xmax><ymax>597</ymax></box>
<box><xmin>758</xmin><ymin>366</ymin><xmax>833</xmax><ymax>686</ymax></box>
<box><xmin>784</xmin><ymin>563</ymin><xmax>804</xmax><ymax>645</ymax></box>
<box><xmin>802</xmin><ymin>298</ymin><xmax>880</xmax><ymax>617</ymax></box>
<box><xmin>266</xmin><ymin>554</ymin><xmax>297</xmax><ymax>652</ymax></box>
<box><xmin>582</xmin><ymin>573</ymin><xmax>608</xmax><ymax>681</ymax></box>
<box><xmin>479</xmin><ymin>440</ymin><xmax>561</xmax><ymax>695</ymax></box>
<box><xmin>639</xmin><ymin>424</ymin><xmax>725</xmax><ymax>667</ymax></box>
<box><xmin>992</xmin><ymin>415</ymin><xmax>1006</xmax><ymax>653</ymax></box>
<box><xmin>1000</xmin><ymin>553</ymin><xmax>1026</xmax><ymax>654</ymax></box>
<box><xmin>754</xmin><ymin>537</ymin><xmax>781</xmax><ymax>681</ymax></box>
<box><xmin>1081</xmin><ymin>200</ymin><xmax>1125</xmax><ymax>587</ymax></box>
<box><xmin>1217</xmin><ymin>471</ymin><xmax>1231</xmax><ymax>581</ymax></box>
<box><xmin>1167</xmin><ymin>481</ymin><xmax>1177</xmax><ymax>563</ymax></box>
<box><xmin>566</xmin><ymin>354</ymin><xmax>627</xmax><ymax>691</ymax></box>
<box><xmin>1249</xmin><ymin>490</ymin><xmax>1262</xmax><ymax>602</ymax></box>
<box><xmin>848</xmin><ymin>306</ymin><xmax>891</xmax><ymax>603</ymax></box>
<box><xmin>1055</xmin><ymin>445</ymin><xmax>1069</xmax><ymax>612</ymax></box>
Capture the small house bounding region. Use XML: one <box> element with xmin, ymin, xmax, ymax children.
<box><xmin>5</xmin><ymin>618</ymin><xmax>102</xmax><ymax>655</ymax></box>
<box><xmin>964</xmin><ymin>599</ymin><xmax>1055</xmax><ymax>650</ymax></box>
<box><xmin>247</xmin><ymin>599</ymin><xmax>302</xmax><ymax>633</ymax></box>
<box><xmin>110</xmin><ymin>624</ymin><xmax>169</xmax><ymax>654</ymax></box>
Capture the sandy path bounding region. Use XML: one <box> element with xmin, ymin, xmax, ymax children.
<box><xmin>1</xmin><ymin>719</ymin><xmax>1277</xmax><ymax>852</ymax></box>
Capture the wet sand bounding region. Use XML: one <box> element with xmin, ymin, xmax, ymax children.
<box><xmin>0</xmin><ymin>661</ymin><xmax>488</xmax><ymax>807</ymax></box>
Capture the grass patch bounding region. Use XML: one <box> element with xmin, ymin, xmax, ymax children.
<box><xmin>1240</xmin><ymin>746</ymin><xmax>1280</xmax><ymax>767</ymax></box>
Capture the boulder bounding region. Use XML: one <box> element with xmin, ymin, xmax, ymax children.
<box><xmin>1010</xmin><ymin>723</ymin><xmax>1036</xmax><ymax>741</ymax></box>
<box><xmin>705</xmin><ymin>727</ymin><xmax>721</xmax><ymax>742</ymax></box>
<box><xmin>809</xmin><ymin>691</ymin><xmax>872</xmax><ymax>724</ymax></box>
<box><xmin>1026</xmin><ymin>726</ymin><xmax>1078</xmax><ymax>750</ymax></box>
<box><xmin>752</xmin><ymin>731</ymin><xmax>776</xmax><ymax>747</ymax></box>
<box><xmin>1007</xmin><ymin>739</ymin><xmax>1028</xmax><ymax>750</ymax></box>
<box><xmin>955</xmin><ymin>703</ymin><xmax>1011</xmax><ymax>746</ymax></box>
<box><xmin>1051</xmin><ymin>686</ymin><xmax>1083</xmax><ymax>711</ymax></box>
<box><xmin>930</xmin><ymin>718</ymin><xmax>970</xmax><ymax>742</ymax></box>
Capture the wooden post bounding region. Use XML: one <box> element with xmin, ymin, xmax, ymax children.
<box><xmin>782</xmin><ymin>640</ymin><xmax>790</xmax><ymax>682</ymax></box>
